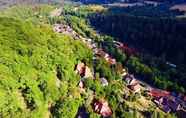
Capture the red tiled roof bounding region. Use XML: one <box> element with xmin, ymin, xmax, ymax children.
<box><xmin>75</xmin><ymin>63</ymin><xmax>86</xmax><ymax>77</ymax></box>
<box><xmin>128</xmin><ymin>83</ymin><xmax>141</xmax><ymax>92</ymax></box>
<box><xmin>107</xmin><ymin>58</ymin><xmax>116</xmax><ymax>65</ymax></box>
<box><xmin>119</xmin><ymin>45</ymin><xmax>138</xmax><ymax>56</ymax></box>
<box><xmin>149</xmin><ymin>89</ymin><xmax>170</xmax><ymax>98</ymax></box>
<box><xmin>92</xmin><ymin>99</ymin><xmax>112</xmax><ymax>117</ymax></box>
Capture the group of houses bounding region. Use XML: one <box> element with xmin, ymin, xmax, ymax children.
<box><xmin>53</xmin><ymin>23</ymin><xmax>186</xmax><ymax>116</ymax></box>
<box><xmin>122</xmin><ymin>72</ymin><xmax>186</xmax><ymax>114</ymax></box>
<box><xmin>76</xmin><ymin>98</ymin><xmax>113</xmax><ymax>118</ymax></box>
<box><xmin>94</xmin><ymin>48</ymin><xmax>116</xmax><ymax>65</ymax></box>
<box><xmin>113</xmin><ymin>41</ymin><xmax>186</xmax><ymax>114</ymax></box>
<box><xmin>123</xmin><ymin>74</ymin><xmax>142</xmax><ymax>93</ymax></box>
<box><xmin>75</xmin><ymin>61</ymin><xmax>112</xmax><ymax>117</ymax></box>
<box><xmin>74</xmin><ymin>35</ymin><xmax>114</xmax><ymax>117</ymax></box>
<box><xmin>113</xmin><ymin>40</ymin><xmax>138</xmax><ymax>57</ymax></box>
<box><xmin>53</xmin><ymin>23</ymin><xmax>80</xmax><ymax>39</ymax></box>
<box><xmin>75</xmin><ymin>62</ymin><xmax>93</xmax><ymax>92</ymax></box>
<box><xmin>123</xmin><ymin>72</ymin><xmax>186</xmax><ymax>114</ymax></box>
<box><xmin>148</xmin><ymin>88</ymin><xmax>186</xmax><ymax>113</ymax></box>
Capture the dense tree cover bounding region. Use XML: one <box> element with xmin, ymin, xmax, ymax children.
<box><xmin>126</xmin><ymin>56</ymin><xmax>185</xmax><ymax>93</ymax></box>
<box><xmin>88</xmin><ymin>6</ymin><xmax>186</xmax><ymax>93</ymax></box>
<box><xmin>99</xmin><ymin>36</ymin><xmax>186</xmax><ymax>93</ymax></box>
<box><xmin>0</xmin><ymin>4</ymin><xmax>55</xmax><ymax>23</ymax></box>
<box><xmin>72</xmin><ymin>0</ymin><xmax>186</xmax><ymax>4</ymax></box>
<box><xmin>106</xmin><ymin>4</ymin><xmax>184</xmax><ymax>17</ymax></box>
<box><xmin>62</xmin><ymin>4</ymin><xmax>107</xmax><ymax>41</ymax></box>
<box><xmin>0</xmin><ymin>3</ymin><xmax>180</xmax><ymax>118</ymax></box>
<box><xmin>89</xmin><ymin>7</ymin><xmax>186</xmax><ymax>65</ymax></box>
<box><xmin>0</xmin><ymin>10</ymin><xmax>92</xmax><ymax>117</ymax></box>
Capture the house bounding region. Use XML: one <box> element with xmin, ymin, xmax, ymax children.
<box><xmin>92</xmin><ymin>99</ymin><xmax>112</xmax><ymax>117</ymax></box>
<box><xmin>53</xmin><ymin>24</ymin><xmax>63</xmax><ymax>33</ymax></box>
<box><xmin>78</xmin><ymin>80</ymin><xmax>85</xmax><ymax>93</ymax></box>
<box><xmin>84</xmin><ymin>66</ymin><xmax>93</xmax><ymax>79</ymax></box>
<box><xmin>168</xmin><ymin>99</ymin><xmax>181</xmax><ymax>111</ymax></box>
<box><xmin>107</xmin><ymin>58</ymin><xmax>116</xmax><ymax>65</ymax></box>
<box><xmin>125</xmin><ymin>77</ymin><xmax>132</xmax><ymax>85</ymax></box>
<box><xmin>153</xmin><ymin>97</ymin><xmax>170</xmax><ymax>113</ymax></box>
<box><xmin>75</xmin><ymin>62</ymin><xmax>93</xmax><ymax>78</ymax></box>
<box><xmin>104</xmin><ymin>53</ymin><xmax>109</xmax><ymax>59</ymax></box>
<box><xmin>119</xmin><ymin>44</ymin><xmax>137</xmax><ymax>56</ymax></box>
<box><xmin>100</xmin><ymin>77</ymin><xmax>108</xmax><ymax>86</ymax></box>
<box><xmin>75</xmin><ymin>62</ymin><xmax>86</xmax><ymax>77</ymax></box>
<box><xmin>76</xmin><ymin>106</ymin><xmax>89</xmax><ymax>118</ymax></box>
<box><xmin>124</xmin><ymin>74</ymin><xmax>141</xmax><ymax>93</ymax></box>
<box><xmin>166</xmin><ymin>62</ymin><xmax>177</xmax><ymax>68</ymax></box>
<box><xmin>93</xmin><ymin>48</ymin><xmax>99</xmax><ymax>53</ymax></box>
<box><xmin>149</xmin><ymin>89</ymin><xmax>170</xmax><ymax>98</ymax></box>
<box><xmin>87</xmin><ymin>38</ymin><xmax>92</xmax><ymax>42</ymax></box>
<box><xmin>128</xmin><ymin>83</ymin><xmax>141</xmax><ymax>93</ymax></box>
<box><xmin>153</xmin><ymin>97</ymin><xmax>172</xmax><ymax>113</ymax></box>
<box><xmin>162</xmin><ymin>105</ymin><xmax>171</xmax><ymax>113</ymax></box>
<box><xmin>124</xmin><ymin>74</ymin><xmax>138</xmax><ymax>85</ymax></box>
<box><xmin>121</xmin><ymin>68</ymin><xmax>127</xmax><ymax>77</ymax></box>
<box><xmin>96</xmin><ymin>49</ymin><xmax>106</xmax><ymax>57</ymax></box>
<box><xmin>153</xmin><ymin>96</ymin><xmax>181</xmax><ymax>113</ymax></box>
<box><xmin>92</xmin><ymin>43</ymin><xmax>97</xmax><ymax>49</ymax></box>
<box><xmin>104</xmin><ymin>54</ymin><xmax>116</xmax><ymax>65</ymax></box>
<box><xmin>53</xmin><ymin>24</ymin><xmax>76</xmax><ymax>37</ymax></box>
<box><xmin>113</xmin><ymin>41</ymin><xmax>123</xmax><ymax>47</ymax></box>
<box><xmin>153</xmin><ymin>97</ymin><xmax>167</xmax><ymax>106</ymax></box>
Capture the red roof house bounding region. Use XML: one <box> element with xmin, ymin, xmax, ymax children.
<box><xmin>75</xmin><ymin>62</ymin><xmax>93</xmax><ymax>78</ymax></box>
<box><xmin>92</xmin><ymin>99</ymin><xmax>112</xmax><ymax>117</ymax></box>
<box><xmin>149</xmin><ymin>89</ymin><xmax>170</xmax><ymax>98</ymax></box>
<box><xmin>128</xmin><ymin>83</ymin><xmax>141</xmax><ymax>93</ymax></box>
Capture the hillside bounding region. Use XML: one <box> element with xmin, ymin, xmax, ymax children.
<box><xmin>0</xmin><ymin>3</ymin><xmax>185</xmax><ymax>118</ymax></box>
<box><xmin>0</xmin><ymin>5</ymin><xmax>93</xmax><ymax>117</ymax></box>
<box><xmin>89</xmin><ymin>3</ymin><xmax>186</xmax><ymax>93</ymax></box>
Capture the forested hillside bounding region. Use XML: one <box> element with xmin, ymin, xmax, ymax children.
<box><xmin>89</xmin><ymin>5</ymin><xmax>186</xmax><ymax>93</ymax></box>
<box><xmin>90</xmin><ymin>13</ymin><xmax>186</xmax><ymax>65</ymax></box>
<box><xmin>0</xmin><ymin>5</ymin><xmax>93</xmax><ymax>117</ymax></box>
<box><xmin>0</xmin><ymin>2</ymin><xmax>185</xmax><ymax>118</ymax></box>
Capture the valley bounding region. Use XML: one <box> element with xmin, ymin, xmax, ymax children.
<box><xmin>0</xmin><ymin>0</ymin><xmax>186</xmax><ymax>118</ymax></box>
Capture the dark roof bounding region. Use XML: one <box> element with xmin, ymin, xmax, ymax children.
<box><xmin>168</xmin><ymin>100</ymin><xmax>180</xmax><ymax>111</ymax></box>
<box><xmin>76</xmin><ymin>106</ymin><xmax>89</xmax><ymax>118</ymax></box>
<box><xmin>162</xmin><ymin>105</ymin><xmax>171</xmax><ymax>113</ymax></box>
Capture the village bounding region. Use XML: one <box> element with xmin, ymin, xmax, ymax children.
<box><xmin>53</xmin><ymin>22</ymin><xmax>186</xmax><ymax>117</ymax></box>
<box><xmin>1</xmin><ymin>1</ymin><xmax>186</xmax><ymax>117</ymax></box>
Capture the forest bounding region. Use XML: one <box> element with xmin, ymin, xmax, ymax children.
<box><xmin>88</xmin><ymin>5</ymin><xmax>186</xmax><ymax>93</ymax></box>
<box><xmin>0</xmin><ymin>1</ymin><xmax>185</xmax><ymax>118</ymax></box>
<box><xmin>89</xmin><ymin>13</ymin><xmax>186</xmax><ymax>65</ymax></box>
